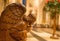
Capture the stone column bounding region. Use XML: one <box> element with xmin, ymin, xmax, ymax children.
<box><xmin>36</xmin><ymin>0</ymin><xmax>45</xmax><ymax>24</ymax></box>
<box><xmin>59</xmin><ymin>15</ymin><xmax>60</xmax><ymax>25</ymax></box>
<box><xmin>42</xmin><ymin>10</ymin><xmax>46</xmax><ymax>24</ymax></box>
<box><xmin>0</xmin><ymin>0</ymin><xmax>4</xmax><ymax>16</ymax></box>
<box><xmin>25</xmin><ymin>0</ymin><xmax>33</xmax><ymax>16</ymax></box>
<box><xmin>25</xmin><ymin>0</ymin><xmax>29</xmax><ymax>16</ymax></box>
<box><xmin>58</xmin><ymin>14</ymin><xmax>60</xmax><ymax>30</ymax></box>
<box><xmin>34</xmin><ymin>0</ymin><xmax>40</xmax><ymax>24</ymax></box>
<box><xmin>46</xmin><ymin>12</ymin><xmax>51</xmax><ymax>25</ymax></box>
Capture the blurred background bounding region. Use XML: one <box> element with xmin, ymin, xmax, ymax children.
<box><xmin>0</xmin><ymin>0</ymin><xmax>60</xmax><ymax>31</ymax></box>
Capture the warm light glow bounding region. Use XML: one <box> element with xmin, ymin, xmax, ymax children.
<box><xmin>9</xmin><ymin>0</ymin><xmax>16</xmax><ymax>3</ymax></box>
<box><xmin>34</xmin><ymin>0</ymin><xmax>39</xmax><ymax>7</ymax></box>
<box><xmin>12</xmin><ymin>0</ymin><xmax>15</xmax><ymax>3</ymax></box>
<box><xmin>34</xmin><ymin>0</ymin><xmax>43</xmax><ymax>7</ymax></box>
